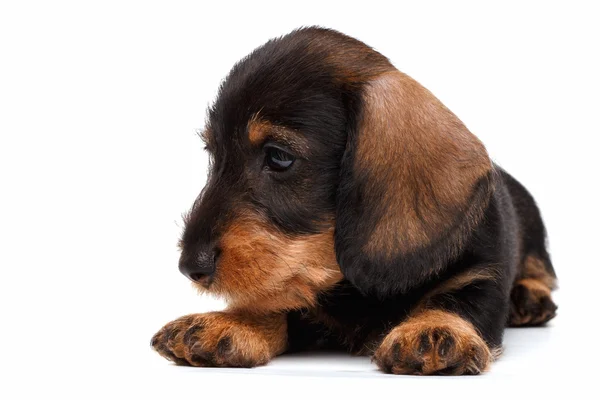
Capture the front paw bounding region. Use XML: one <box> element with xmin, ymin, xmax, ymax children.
<box><xmin>151</xmin><ymin>312</ymin><xmax>285</xmax><ymax>367</ymax></box>
<box><xmin>373</xmin><ymin>310</ymin><xmax>494</xmax><ymax>375</ymax></box>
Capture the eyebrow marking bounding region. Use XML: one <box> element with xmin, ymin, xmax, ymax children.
<box><xmin>248</xmin><ymin>118</ymin><xmax>271</xmax><ymax>145</ymax></box>
<box><xmin>247</xmin><ymin>117</ymin><xmax>309</xmax><ymax>157</ymax></box>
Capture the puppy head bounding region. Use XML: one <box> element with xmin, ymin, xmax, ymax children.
<box><xmin>179</xmin><ymin>27</ymin><xmax>493</xmax><ymax>308</ymax></box>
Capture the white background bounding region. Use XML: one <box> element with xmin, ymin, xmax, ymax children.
<box><xmin>1</xmin><ymin>1</ymin><xmax>599</xmax><ymax>398</ymax></box>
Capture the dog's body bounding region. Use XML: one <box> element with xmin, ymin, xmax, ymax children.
<box><xmin>152</xmin><ymin>28</ymin><xmax>557</xmax><ymax>375</ymax></box>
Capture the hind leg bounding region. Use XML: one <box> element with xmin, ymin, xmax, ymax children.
<box><xmin>508</xmin><ymin>255</ymin><xmax>558</xmax><ymax>327</ymax></box>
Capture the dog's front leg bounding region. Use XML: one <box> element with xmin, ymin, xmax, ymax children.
<box><xmin>151</xmin><ymin>310</ymin><xmax>287</xmax><ymax>367</ymax></box>
<box><xmin>373</xmin><ymin>271</ymin><xmax>506</xmax><ymax>375</ymax></box>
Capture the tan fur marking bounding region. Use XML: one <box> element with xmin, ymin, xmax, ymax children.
<box><xmin>152</xmin><ymin>311</ymin><xmax>287</xmax><ymax>367</ymax></box>
<box><xmin>247</xmin><ymin>118</ymin><xmax>310</xmax><ymax>156</ymax></box>
<box><xmin>517</xmin><ymin>277</ymin><xmax>551</xmax><ymax>295</ymax></box>
<box><xmin>522</xmin><ymin>255</ymin><xmax>557</xmax><ymax>289</ymax></box>
<box><xmin>358</xmin><ymin>71</ymin><xmax>491</xmax><ymax>256</ymax></box>
<box><xmin>374</xmin><ymin>310</ymin><xmax>493</xmax><ymax>375</ymax></box>
<box><xmin>413</xmin><ymin>267</ymin><xmax>499</xmax><ymax>314</ymax></box>
<box><xmin>248</xmin><ymin>118</ymin><xmax>271</xmax><ymax>146</ymax></box>
<box><xmin>197</xmin><ymin>214</ymin><xmax>343</xmax><ymax>313</ymax></box>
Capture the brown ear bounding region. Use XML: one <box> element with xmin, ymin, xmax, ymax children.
<box><xmin>335</xmin><ymin>70</ymin><xmax>494</xmax><ymax>297</ymax></box>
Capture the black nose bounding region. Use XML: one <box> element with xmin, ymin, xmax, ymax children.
<box><xmin>178</xmin><ymin>248</ymin><xmax>218</xmax><ymax>284</ymax></box>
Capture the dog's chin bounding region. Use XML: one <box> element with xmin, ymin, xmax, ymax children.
<box><xmin>190</xmin><ymin>272</ymin><xmax>264</xmax><ymax>301</ymax></box>
<box><xmin>188</xmin><ymin>266</ymin><xmax>341</xmax><ymax>311</ymax></box>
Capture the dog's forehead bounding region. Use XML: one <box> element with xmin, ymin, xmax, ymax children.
<box><xmin>208</xmin><ymin>65</ymin><xmax>335</xmax><ymax>147</ymax></box>
<box><xmin>205</xmin><ymin>29</ymin><xmax>391</xmax><ymax>148</ymax></box>
<box><xmin>201</xmin><ymin>27</ymin><xmax>397</xmax><ymax>164</ymax></box>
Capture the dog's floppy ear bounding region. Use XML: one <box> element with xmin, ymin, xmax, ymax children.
<box><xmin>335</xmin><ymin>70</ymin><xmax>494</xmax><ymax>298</ymax></box>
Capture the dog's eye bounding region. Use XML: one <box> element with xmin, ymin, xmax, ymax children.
<box><xmin>265</xmin><ymin>146</ymin><xmax>295</xmax><ymax>171</ymax></box>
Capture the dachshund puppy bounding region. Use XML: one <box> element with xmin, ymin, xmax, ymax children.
<box><xmin>151</xmin><ymin>27</ymin><xmax>557</xmax><ymax>375</ymax></box>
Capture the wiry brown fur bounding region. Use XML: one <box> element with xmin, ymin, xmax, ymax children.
<box><xmin>520</xmin><ymin>255</ymin><xmax>557</xmax><ymax>289</ymax></box>
<box><xmin>198</xmin><ymin>213</ymin><xmax>342</xmax><ymax>313</ymax></box>
<box><xmin>359</xmin><ymin>71</ymin><xmax>492</xmax><ymax>256</ymax></box>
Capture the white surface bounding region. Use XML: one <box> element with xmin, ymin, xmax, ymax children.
<box><xmin>1</xmin><ymin>1</ymin><xmax>599</xmax><ymax>399</ymax></box>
